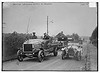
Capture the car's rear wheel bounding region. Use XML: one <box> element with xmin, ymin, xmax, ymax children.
<box><xmin>66</xmin><ymin>53</ymin><xmax>69</xmax><ymax>59</ymax></box>
<box><xmin>38</xmin><ymin>50</ymin><xmax>44</xmax><ymax>62</ymax></box>
<box><xmin>78</xmin><ymin>51</ymin><xmax>81</xmax><ymax>60</ymax></box>
<box><xmin>53</xmin><ymin>47</ymin><xmax>58</xmax><ymax>56</ymax></box>
<box><xmin>75</xmin><ymin>51</ymin><xmax>81</xmax><ymax>61</ymax></box>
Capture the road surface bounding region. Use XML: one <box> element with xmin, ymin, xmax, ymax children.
<box><xmin>2</xmin><ymin>43</ymin><xmax>89</xmax><ymax>71</ymax></box>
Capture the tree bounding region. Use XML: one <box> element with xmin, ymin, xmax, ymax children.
<box><xmin>90</xmin><ymin>26</ymin><xmax>98</xmax><ymax>47</ymax></box>
<box><xmin>71</xmin><ymin>33</ymin><xmax>79</xmax><ymax>41</ymax></box>
<box><xmin>4</xmin><ymin>31</ymin><xmax>25</xmax><ymax>55</ymax></box>
<box><xmin>91</xmin><ymin>26</ymin><xmax>98</xmax><ymax>40</ymax></box>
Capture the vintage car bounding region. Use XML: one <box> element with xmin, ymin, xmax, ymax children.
<box><xmin>17</xmin><ymin>38</ymin><xmax>58</xmax><ymax>62</ymax></box>
<box><xmin>57</xmin><ymin>37</ymin><xmax>68</xmax><ymax>50</ymax></box>
<box><xmin>61</xmin><ymin>42</ymin><xmax>83</xmax><ymax>61</ymax></box>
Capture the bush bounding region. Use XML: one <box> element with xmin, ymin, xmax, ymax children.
<box><xmin>92</xmin><ymin>39</ymin><xmax>98</xmax><ymax>47</ymax></box>
<box><xmin>3</xmin><ymin>32</ymin><xmax>27</xmax><ymax>61</ymax></box>
<box><xmin>90</xmin><ymin>26</ymin><xmax>98</xmax><ymax>47</ymax></box>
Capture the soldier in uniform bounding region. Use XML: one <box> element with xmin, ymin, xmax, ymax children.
<box><xmin>32</xmin><ymin>32</ymin><xmax>37</xmax><ymax>39</ymax></box>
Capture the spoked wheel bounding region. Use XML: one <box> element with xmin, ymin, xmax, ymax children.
<box><xmin>17</xmin><ymin>50</ymin><xmax>23</xmax><ymax>62</ymax></box>
<box><xmin>17</xmin><ymin>55</ymin><xmax>23</xmax><ymax>62</ymax></box>
<box><xmin>54</xmin><ymin>47</ymin><xmax>58</xmax><ymax>56</ymax></box>
<box><xmin>38</xmin><ymin>50</ymin><xmax>44</xmax><ymax>62</ymax></box>
<box><xmin>78</xmin><ymin>51</ymin><xmax>81</xmax><ymax>60</ymax></box>
<box><xmin>66</xmin><ymin>53</ymin><xmax>69</xmax><ymax>59</ymax></box>
<box><xmin>62</xmin><ymin>50</ymin><xmax>66</xmax><ymax>60</ymax></box>
<box><xmin>75</xmin><ymin>51</ymin><xmax>81</xmax><ymax>61</ymax></box>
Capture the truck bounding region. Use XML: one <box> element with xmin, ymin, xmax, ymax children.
<box><xmin>17</xmin><ymin>38</ymin><xmax>58</xmax><ymax>62</ymax></box>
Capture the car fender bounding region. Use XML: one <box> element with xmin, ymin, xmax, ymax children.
<box><xmin>61</xmin><ymin>47</ymin><xmax>67</xmax><ymax>50</ymax></box>
<box><xmin>17</xmin><ymin>50</ymin><xmax>23</xmax><ymax>56</ymax></box>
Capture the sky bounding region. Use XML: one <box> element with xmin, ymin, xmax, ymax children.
<box><xmin>3</xmin><ymin>2</ymin><xmax>97</xmax><ymax>36</ymax></box>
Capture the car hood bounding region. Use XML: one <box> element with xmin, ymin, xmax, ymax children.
<box><xmin>68</xmin><ymin>45</ymin><xmax>82</xmax><ymax>51</ymax></box>
<box><xmin>24</xmin><ymin>39</ymin><xmax>47</xmax><ymax>44</ymax></box>
<box><xmin>68</xmin><ymin>45</ymin><xmax>78</xmax><ymax>49</ymax></box>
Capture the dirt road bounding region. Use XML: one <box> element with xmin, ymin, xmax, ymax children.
<box><xmin>3</xmin><ymin>51</ymin><xmax>85</xmax><ymax>71</ymax></box>
<box><xmin>2</xmin><ymin>42</ymin><xmax>97</xmax><ymax>71</ymax></box>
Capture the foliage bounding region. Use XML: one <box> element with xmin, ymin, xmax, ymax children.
<box><xmin>71</xmin><ymin>33</ymin><xmax>79</xmax><ymax>41</ymax></box>
<box><xmin>55</xmin><ymin>31</ymin><xmax>65</xmax><ymax>38</ymax></box>
<box><xmin>91</xmin><ymin>26</ymin><xmax>98</xmax><ymax>40</ymax></box>
<box><xmin>4</xmin><ymin>32</ymin><xmax>25</xmax><ymax>56</ymax></box>
<box><xmin>3</xmin><ymin>31</ymin><xmax>33</xmax><ymax>61</ymax></box>
<box><xmin>90</xmin><ymin>26</ymin><xmax>98</xmax><ymax>47</ymax></box>
<box><xmin>55</xmin><ymin>31</ymin><xmax>80</xmax><ymax>42</ymax></box>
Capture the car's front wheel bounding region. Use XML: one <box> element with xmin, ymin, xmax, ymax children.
<box><xmin>38</xmin><ymin>50</ymin><xmax>44</xmax><ymax>62</ymax></box>
<box><xmin>17</xmin><ymin>55</ymin><xmax>23</xmax><ymax>62</ymax></box>
<box><xmin>17</xmin><ymin>50</ymin><xmax>23</xmax><ymax>62</ymax></box>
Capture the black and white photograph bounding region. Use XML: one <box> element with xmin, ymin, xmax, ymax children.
<box><xmin>2</xmin><ymin>2</ymin><xmax>98</xmax><ymax>71</ymax></box>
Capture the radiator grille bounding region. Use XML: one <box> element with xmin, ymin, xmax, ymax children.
<box><xmin>24</xmin><ymin>44</ymin><xmax>32</xmax><ymax>51</ymax></box>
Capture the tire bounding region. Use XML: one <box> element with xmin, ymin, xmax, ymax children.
<box><xmin>66</xmin><ymin>53</ymin><xmax>69</xmax><ymax>59</ymax></box>
<box><xmin>62</xmin><ymin>50</ymin><xmax>66</xmax><ymax>60</ymax></box>
<box><xmin>62</xmin><ymin>55</ymin><xmax>65</xmax><ymax>60</ymax></box>
<box><xmin>17</xmin><ymin>50</ymin><xmax>23</xmax><ymax>62</ymax></box>
<box><xmin>78</xmin><ymin>51</ymin><xmax>81</xmax><ymax>60</ymax></box>
<box><xmin>17</xmin><ymin>55</ymin><xmax>23</xmax><ymax>62</ymax></box>
<box><xmin>75</xmin><ymin>51</ymin><xmax>81</xmax><ymax>61</ymax></box>
<box><xmin>53</xmin><ymin>47</ymin><xmax>58</xmax><ymax>56</ymax></box>
<box><xmin>38</xmin><ymin>50</ymin><xmax>44</xmax><ymax>62</ymax></box>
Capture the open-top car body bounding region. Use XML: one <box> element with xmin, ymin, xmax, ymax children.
<box><xmin>17</xmin><ymin>38</ymin><xmax>58</xmax><ymax>62</ymax></box>
<box><xmin>61</xmin><ymin>42</ymin><xmax>83</xmax><ymax>61</ymax></box>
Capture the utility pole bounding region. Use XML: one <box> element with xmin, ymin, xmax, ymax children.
<box><xmin>47</xmin><ymin>16</ymin><xmax>48</xmax><ymax>35</ymax></box>
<box><xmin>26</xmin><ymin>16</ymin><xmax>31</xmax><ymax>41</ymax></box>
<box><xmin>46</xmin><ymin>16</ymin><xmax>53</xmax><ymax>35</ymax></box>
<box><xmin>27</xmin><ymin>17</ymin><xmax>31</xmax><ymax>34</ymax></box>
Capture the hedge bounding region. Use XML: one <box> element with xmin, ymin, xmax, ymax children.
<box><xmin>2</xmin><ymin>32</ymin><xmax>30</xmax><ymax>61</ymax></box>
